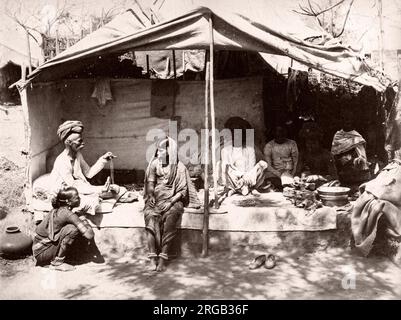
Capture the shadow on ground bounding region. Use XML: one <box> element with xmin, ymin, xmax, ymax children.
<box><xmin>57</xmin><ymin>247</ymin><xmax>401</xmax><ymax>300</ymax></box>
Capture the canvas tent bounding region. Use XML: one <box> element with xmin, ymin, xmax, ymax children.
<box><xmin>19</xmin><ymin>5</ymin><xmax>392</xmax><ymax>193</ymax></box>
<box><xmin>25</xmin><ymin>6</ymin><xmax>387</xmax><ymax>90</ymax></box>
<box><xmin>18</xmin><ymin>4</ymin><xmax>394</xmax><ymax>256</ymax></box>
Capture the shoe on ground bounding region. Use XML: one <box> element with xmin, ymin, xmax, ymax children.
<box><xmin>249</xmin><ymin>254</ymin><xmax>266</xmax><ymax>270</ymax></box>
<box><xmin>264</xmin><ymin>254</ymin><xmax>277</xmax><ymax>269</ymax></box>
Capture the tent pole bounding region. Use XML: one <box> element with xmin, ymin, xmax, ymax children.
<box><xmin>20</xmin><ymin>63</ymin><xmax>33</xmax><ymax>207</ymax></box>
<box><xmin>182</xmin><ymin>51</ymin><xmax>185</xmax><ymax>81</ymax></box>
<box><xmin>201</xmin><ymin>60</ymin><xmax>210</xmax><ymax>258</ymax></box>
<box><xmin>378</xmin><ymin>0</ymin><xmax>385</xmax><ymax>71</ymax></box>
<box><xmin>172</xmin><ymin>50</ymin><xmax>177</xmax><ymax>79</ymax></box>
<box><xmin>55</xmin><ymin>28</ymin><xmax>60</xmax><ymax>55</ymax></box>
<box><xmin>25</xmin><ymin>29</ymin><xmax>32</xmax><ymax>75</ymax></box>
<box><xmin>146</xmin><ymin>54</ymin><xmax>150</xmax><ymax>76</ymax></box>
<box><xmin>208</xmin><ymin>16</ymin><xmax>219</xmax><ymax>209</ymax></box>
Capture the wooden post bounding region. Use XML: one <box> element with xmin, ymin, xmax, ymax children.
<box><xmin>182</xmin><ymin>51</ymin><xmax>186</xmax><ymax>81</ymax></box>
<box><xmin>172</xmin><ymin>50</ymin><xmax>177</xmax><ymax>79</ymax></box>
<box><xmin>146</xmin><ymin>54</ymin><xmax>150</xmax><ymax>76</ymax></box>
<box><xmin>20</xmin><ymin>63</ymin><xmax>32</xmax><ymax>207</ymax></box>
<box><xmin>25</xmin><ymin>29</ymin><xmax>32</xmax><ymax>75</ymax></box>
<box><xmin>208</xmin><ymin>16</ymin><xmax>219</xmax><ymax>209</ymax></box>
<box><xmin>55</xmin><ymin>29</ymin><xmax>60</xmax><ymax>55</ymax></box>
<box><xmin>378</xmin><ymin>0</ymin><xmax>385</xmax><ymax>71</ymax></box>
<box><xmin>90</xmin><ymin>16</ymin><xmax>93</xmax><ymax>34</ymax></box>
<box><xmin>201</xmin><ymin>61</ymin><xmax>210</xmax><ymax>257</ymax></box>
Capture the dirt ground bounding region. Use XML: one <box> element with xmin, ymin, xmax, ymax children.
<box><xmin>0</xmin><ymin>105</ymin><xmax>25</xmax><ymax>168</ymax></box>
<box><xmin>1</xmin><ymin>246</ymin><xmax>400</xmax><ymax>300</ymax></box>
<box><xmin>1</xmin><ymin>105</ymin><xmax>401</xmax><ymax>300</ymax></box>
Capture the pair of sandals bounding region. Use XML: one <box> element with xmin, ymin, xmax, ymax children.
<box><xmin>249</xmin><ymin>254</ymin><xmax>277</xmax><ymax>270</ymax></box>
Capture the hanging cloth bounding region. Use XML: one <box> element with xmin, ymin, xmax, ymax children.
<box><xmin>91</xmin><ymin>78</ymin><xmax>113</xmax><ymax>106</ymax></box>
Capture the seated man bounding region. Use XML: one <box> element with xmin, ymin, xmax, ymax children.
<box><xmin>48</xmin><ymin>120</ymin><xmax>120</xmax><ymax>214</ymax></box>
<box><xmin>220</xmin><ymin>128</ymin><xmax>268</xmax><ymax>196</ymax></box>
<box><xmin>264</xmin><ymin>125</ymin><xmax>299</xmax><ymax>189</ymax></box>
<box><xmin>297</xmin><ymin>123</ymin><xmax>338</xmax><ymax>185</ymax></box>
<box><xmin>331</xmin><ymin>117</ymin><xmax>370</xmax><ymax>187</ymax></box>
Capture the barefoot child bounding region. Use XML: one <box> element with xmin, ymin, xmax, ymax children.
<box><xmin>32</xmin><ymin>187</ymin><xmax>95</xmax><ymax>271</ymax></box>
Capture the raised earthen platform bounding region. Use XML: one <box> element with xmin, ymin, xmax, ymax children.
<box><xmin>92</xmin><ymin>211</ymin><xmax>353</xmax><ymax>259</ymax></box>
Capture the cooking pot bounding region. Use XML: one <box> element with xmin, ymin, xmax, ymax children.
<box><xmin>0</xmin><ymin>226</ymin><xmax>33</xmax><ymax>259</ymax></box>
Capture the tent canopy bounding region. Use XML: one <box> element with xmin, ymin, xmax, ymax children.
<box><xmin>0</xmin><ymin>13</ymin><xmax>43</xmax><ymax>69</ymax></box>
<box><xmin>27</xmin><ymin>6</ymin><xmax>387</xmax><ymax>91</ymax></box>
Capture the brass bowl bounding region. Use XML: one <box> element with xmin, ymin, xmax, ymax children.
<box><xmin>317</xmin><ymin>186</ymin><xmax>350</xmax><ymax>207</ymax></box>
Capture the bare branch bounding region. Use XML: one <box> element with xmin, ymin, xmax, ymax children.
<box><xmin>312</xmin><ymin>0</ymin><xmax>323</xmax><ymax>12</ymax></box>
<box><xmin>293</xmin><ymin>4</ymin><xmax>316</xmax><ymax>16</ymax></box>
<box><xmin>313</xmin><ymin>0</ymin><xmax>347</xmax><ymax>16</ymax></box>
<box><xmin>333</xmin><ymin>0</ymin><xmax>354</xmax><ymax>37</ymax></box>
<box><xmin>307</xmin><ymin>0</ymin><xmax>317</xmax><ymax>16</ymax></box>
<box><xmin>294</xmin><ymin>0</ymin><xmax>347</xmax><ymax>17</ymax></box>
<box><xmin>315</xmin><ymin>15</ymin><xmax>324</xmax><ymax>28</ymax></box>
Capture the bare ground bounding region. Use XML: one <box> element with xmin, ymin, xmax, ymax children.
<box><xmin>1</xmin><ymin>246</ymin><xmax>400</xmax><ymax>300</ymax></box>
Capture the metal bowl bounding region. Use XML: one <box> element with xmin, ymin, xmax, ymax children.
<box><xmin>317</xmin><ymin>186</ymin><xmax>350</xmax><ymax>207</ymax></box>
<box><xmin>317</xmin><ymin>186</ymin><xmax>350</xmax><ymax>195</ymax></box>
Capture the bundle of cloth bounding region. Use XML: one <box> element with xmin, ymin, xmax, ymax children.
<box><xmin>351</xmin><ymin>159</ymin><xmax>401</xmax><ymax>256</ymax></box>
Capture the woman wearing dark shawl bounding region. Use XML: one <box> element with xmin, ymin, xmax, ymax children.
<box><xmin>144</xmin><ymin>137</ymin><xmax>191</xmax><ymax>272</ymax></box>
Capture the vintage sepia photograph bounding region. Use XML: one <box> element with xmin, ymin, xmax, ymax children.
<box><xmin>0</xmin><ymin>0</ymin><xmax>400</xmax><ymax>302</ymax></box>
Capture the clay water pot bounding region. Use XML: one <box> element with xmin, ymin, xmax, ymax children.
<box><xmin>0</xmin><ymin>226</ymin><xmax>33</xmax><ymax>259</ymax></box>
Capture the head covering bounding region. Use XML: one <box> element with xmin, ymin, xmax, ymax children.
<box><xmin>331</xmin><ymin>130</ymin><xmax>366</xmax><ymax>155</ymax></box>
<box><xmin>57</xmin><ymin>120</ymin><xmax>84</xmax><ymax>142</ymax></box>
<box><xmin>224</xmin><ymin>117</ymin><xmax>252</xmax><ymax>131</ymax></box>
<box><xmin>144</xmin><ymin>136</ymin><xmax>179</xmax><ymax>198</ymax></box>
<box><xmin>155</xmin><ymin>136</ymin><xmax>178</xmax><ymax>165</ymax></box>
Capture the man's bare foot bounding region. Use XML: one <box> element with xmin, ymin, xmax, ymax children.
<box><xmin>146</xmin><ymin>257</ymin><xmax>158</xmax><ymax>272</ymax></box>
<box><xmin>241</xmin><ymin>185</ymin><xmax>250</xmax><ymax>196</ymax></box>
<box><xmin>156</xmin><ymin>259</ymin><xmax>167</xmax><ymax>272</ymax></box>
